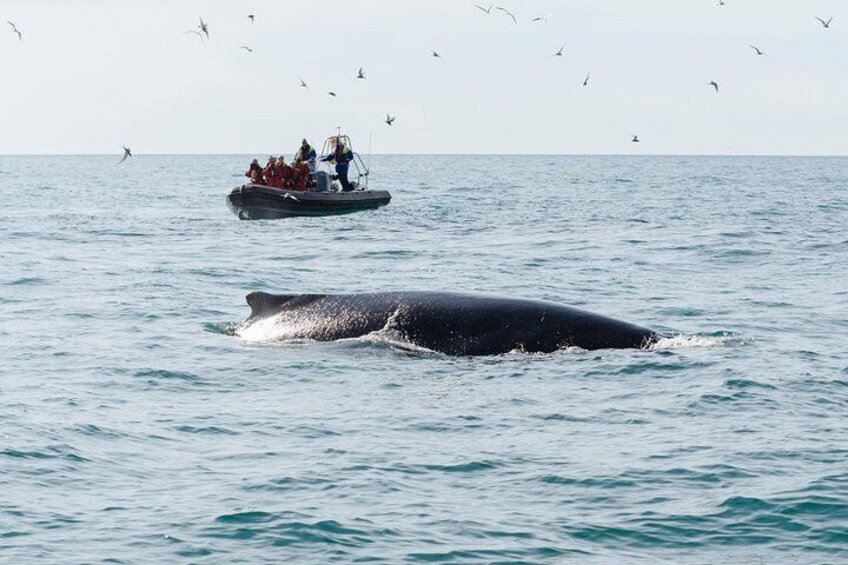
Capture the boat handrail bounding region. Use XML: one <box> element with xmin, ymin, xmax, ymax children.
<box><xmin>318</xmin><ymin>133</ymin><xmax>370</xmax><ymax>191</ymax></box>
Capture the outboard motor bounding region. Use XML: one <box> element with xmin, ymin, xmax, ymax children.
<box><xmin>312</xmin><ymin>171</ymin><xmax>331</xmax><ymax>192</ymax></box>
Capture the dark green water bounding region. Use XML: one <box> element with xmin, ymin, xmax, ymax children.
<box><xmin>1</xmin><ymin>155</ymin><xmax>846</xmax><ymax>563</ymax></box>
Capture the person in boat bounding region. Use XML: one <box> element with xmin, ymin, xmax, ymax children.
<box><xmin>292</xmin><ymin>160</ymin><xmax>310</xmax><ymax>191</ymax></box>
<box><xmin>276</xmin><ymin>156</ymin><xmax>293</xmax><ymax>189</ymax></box>
<box><xmin>246</xmin><ymin>158</ymin><xmax>265</xmax><ymax>185</ymax></box>
<box><xmin>323</xmin><ymin>138</ymin><xmax>355</xmax><ymax>192</ymax></box>
<box><xmin>295</xmin><ymin>139</ymin><xmax>317</xmax><ymax>172</ymax></box>
<box><xmin>263</xmin><ymin>156</ymin><xmax>281</xmax><ymax>188</ymax></box>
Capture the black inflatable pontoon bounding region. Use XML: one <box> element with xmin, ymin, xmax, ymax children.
<box><xmin>227</xmin><ymin>184</ymin><xmax>391</xmax><ymax>219</ymax></box>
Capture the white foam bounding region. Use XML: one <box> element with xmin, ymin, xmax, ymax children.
<box><xmin>650</xmin><ymin>333</ymin><xmax>749</xmax><ymax>350</ymax></box>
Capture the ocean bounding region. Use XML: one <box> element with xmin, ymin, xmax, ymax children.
<box><xmin>1</xmin><ymin>154</ymin><xmax>846</xmax><ymax>563</ymax></box>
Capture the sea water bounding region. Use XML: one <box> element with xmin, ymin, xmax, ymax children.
<box><xmin>1</xmin><ymin>155</ymin><xmax>846</xmax><ymax>563</ymax></box>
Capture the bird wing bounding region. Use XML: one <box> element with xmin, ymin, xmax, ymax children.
<box><xmin>815</xmin><ymin>17</ymin><xmax>826</xmax><ymax>26</ymax></box>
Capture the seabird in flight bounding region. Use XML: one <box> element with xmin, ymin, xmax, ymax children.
<box><xmin>6</xmin><ymin>21</ymin><xmax>21</xmax><ymax>41</ymax></box>
<box><xmin>118</xmin><ymin>146</ymin><xmax>132</xmax><ymax>164</ymax></box>
<box><xmin>495</xmin><ymin>7</ymin><xmax>517</xmax><ymax>24</ymax></box>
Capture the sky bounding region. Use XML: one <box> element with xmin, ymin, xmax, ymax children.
<box><xmin>0</xmin><ymin>0</ymin><xmax>846</xmax><ymax>155</ymax></box>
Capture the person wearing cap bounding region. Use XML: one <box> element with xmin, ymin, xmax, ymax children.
<box><xmin>245</xmin><ymin>158</ymin><xmax>265</xmax><ymax>185</ymax></box>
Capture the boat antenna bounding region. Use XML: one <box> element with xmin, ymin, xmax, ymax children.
<box><xmin>366</xmin><ymin>131</ymin><xmax>372</xmax><ymax>189</ymax></box>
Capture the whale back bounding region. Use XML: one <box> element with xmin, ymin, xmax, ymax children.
<box><xmin>238</xmin><ymin>291</ymin><xmax>658</xmax><ymax>354</ymax></box>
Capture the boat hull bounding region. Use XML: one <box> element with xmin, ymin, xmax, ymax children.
<box><xmin>227</xmin><ymin>184</ymin><xmax>391</xmax><ymax>219</ymax></box>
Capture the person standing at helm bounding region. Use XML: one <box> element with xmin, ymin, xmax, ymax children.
<box><xmin>324</xmin><ymin>138</ymin><xmax>355</xmax><ymax>192</ymax></box>
<box><xmin>295</xmin><ymin>139</ymin><xmax>317</xmax><ymax>172</ymax></box>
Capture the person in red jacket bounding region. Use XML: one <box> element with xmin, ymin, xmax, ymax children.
<box><xmin>277</xmin><ymin>156</ymin><xmax>293</xmax><ymax>189</ymax></box>
<box><xmin>292</xmin><ymin>161</ymin><xmax>310</xmax><ymax>191</ymax></box>
<box><xmin>263</xmin><ymin>156</ymin><xmax>281</xmax><ymax>188</ymax></box>
<box><xmin>245</xmin><ymin>159</ymin><xmax>264</xmax><ymax>185</ymax></box>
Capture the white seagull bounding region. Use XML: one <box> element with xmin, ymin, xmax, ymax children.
<box><xmin>475</xmin><ymin>4</ymin><xmax>493</xmax><ymax>15</ymax></box>
<box><xmin>815</xmin><ymin>17</ymin><xmax>833</xmax><ymax>29</ymax></box>
<box><xmin>357</xmin><ymin>67</ymin><xmax>366</xmax><ymax>79</ymax></box>
<box><xmin>385</xmin><ymin>114</ymin><xmax>396</xmax><ymax>126</ymax></box>
<box><xmin>198</xmin><ymin>18</ymin><xmax>209</xmax><ymax>39</ymax></box>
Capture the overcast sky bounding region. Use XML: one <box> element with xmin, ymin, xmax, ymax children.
<box><xmin>1</xmin><ymin>0</ymin><xmax>846</xmax><ymax>155</ymax></box>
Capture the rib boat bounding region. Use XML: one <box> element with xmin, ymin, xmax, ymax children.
<box><xmin>227</xmin><ymin>135</ymin><xmax>391</xmax><ymax>219</ymax></box>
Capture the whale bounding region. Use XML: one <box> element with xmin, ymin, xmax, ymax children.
<box><xmin>234</xmin><ymin>291</ymin><xmax>660</xmax><ymax>356</ymax></box>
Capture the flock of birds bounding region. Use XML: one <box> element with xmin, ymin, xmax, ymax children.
<box><xmin>3</xmin><ymin>4</ymin><xmax>840</xmax><ymax>160</ymax></box>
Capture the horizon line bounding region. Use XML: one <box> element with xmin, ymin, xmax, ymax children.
<box><xmin>2</xmin><ymin>152</ymin><xmax>848</xmax><ymax>158</ymax></box>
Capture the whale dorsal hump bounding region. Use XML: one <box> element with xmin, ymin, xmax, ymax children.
<box><xmin>245</xmin><ymin>291</ymin><xmax>303</xmax><ymax>319</ymax></box>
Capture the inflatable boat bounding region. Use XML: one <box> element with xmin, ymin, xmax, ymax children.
<box><xmin>227</xmin><ymin>183</ymin><xmax>391</xmax><ymax>219</ymax></box>
<box><xmin>227</xmin><ymin>134</ymin><xmax>391</xmax><ymax>219</ymax></box>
